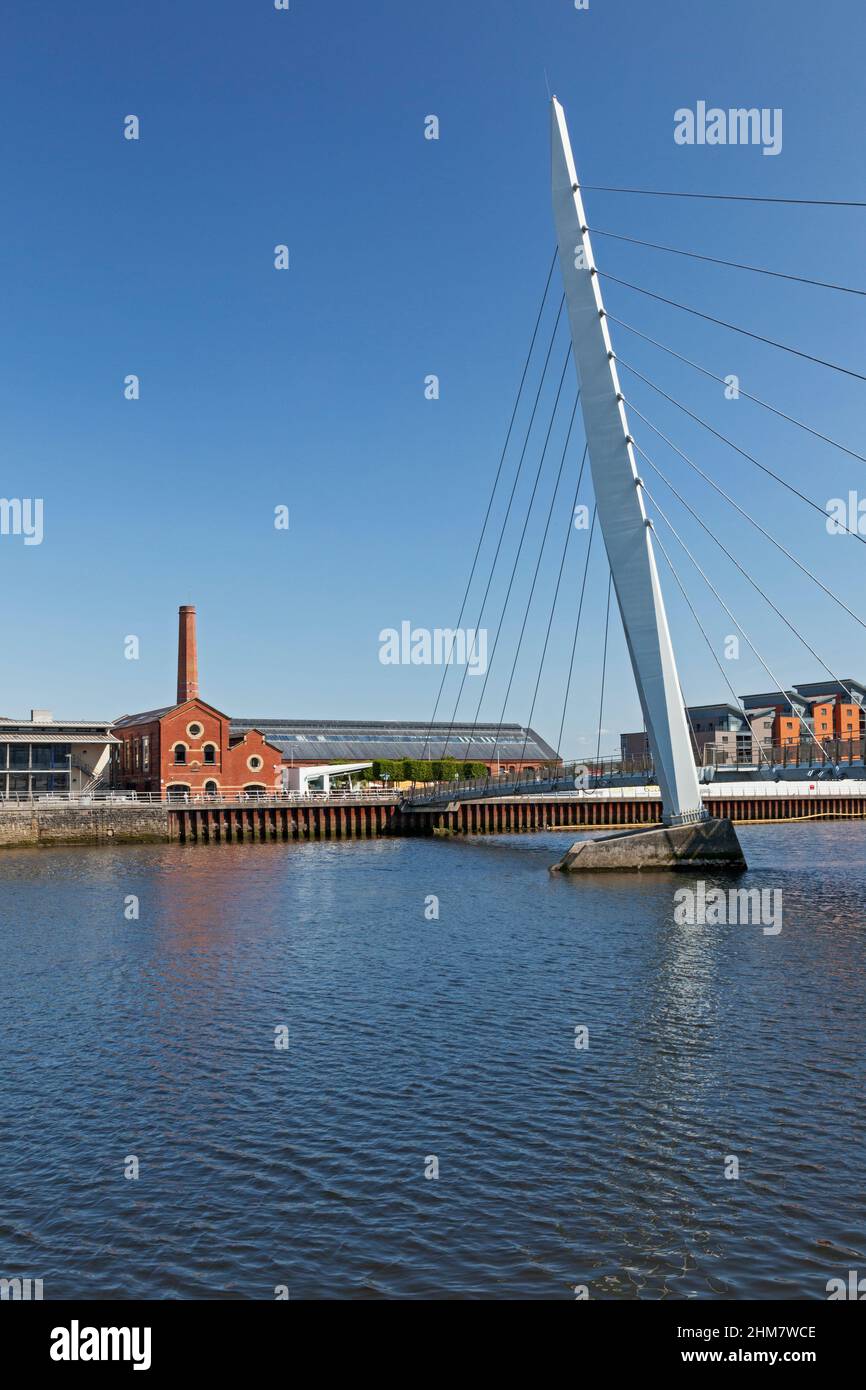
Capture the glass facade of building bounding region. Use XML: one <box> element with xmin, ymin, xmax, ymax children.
<box><xmin>0</xmin><ymin>743</ymin><xmax>71</xmax><ymax>796</ymax></box>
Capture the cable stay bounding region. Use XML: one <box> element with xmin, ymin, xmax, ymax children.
<box><xmin>596</xmin><ymin>271</ymin><xmax>866</xmax><ymax>385</ymax></box>
<box><xmin>439</xmin><ymin>298</ymin><xmax>566</xmax><ymax>758</ymax></box>
<box><xmin>594</xmin><ymin>572</ymin><xmax>614</xmax><ymax>774</ymax></box>
<box><xmin>636</xmin><ymin>466</ymin><xmax>862</xmax><ymax>716</ymax></box>
<box><xmin>642</xmin><ymin>487</ymin><xmax>839</xmax><ymax>767</ymax></box>
<box><xmin>579</xmin><ymin>185</ymin><xmax>866</xmax><ymax>208</ymax></box>
<box><xmin>421</xmin><ymin>250</ymin><xmax>559</xmax><ymax>760</ymax></box>
<box><xmin>464</xmin><ymin>347</ymin><xmax>573</xmax><ymax>736</ymax></box>
<box><xmin>617</xmin><ymin>367</ymin><xmax>866</xmax><ymax>545</ymax></box>
<box><xmin>588</xmin><ymin>228</ymin><xmax>866</xmax><ymax>297</ymax></box>
<box><xmin>556</xmin><ymin>506</ymin><xmax>598</xmax><ymax>757</ymax></box>
<box><xmin>607</xmin><ymin>318</ymin><xmax>866</xmax><ymax>467</ymax></box>
<box><xmin>489</xmin><ymin>398</ymin><xmax>583</xmax><ymax>749</ymax></box>
<box><xmin>651</xmin><ymin>530</ymin><xmax>773</xmax><ymax>768</ymax></box>
<box><xmin>624</xmin><ymin>399</ymin><xmax>866</xmax><ymax>634</ymax></box>
<box><xmin>517</xmin><ymin>443</ymin><xmax>590</xmax><ymax>768</ymax></box>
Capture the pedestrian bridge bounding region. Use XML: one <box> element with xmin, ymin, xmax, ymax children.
<box><xmin>402</xmin><ymin>755</ymin><xmax>866</xmax><ymax>809</ymax></box>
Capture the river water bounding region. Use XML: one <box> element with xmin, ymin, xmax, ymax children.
<box><xmin>1</xmin><ymin>824</ymin><xmax>864</xmax><ymax>1299</ymax></box>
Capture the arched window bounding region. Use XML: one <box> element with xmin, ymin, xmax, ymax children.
<box><xmin>166</xmin><ymin>784</ymin><xmax>190</xmax><ymax>800</ymax></box>
<box><xmin>173</xmin><ymin>744</ymin><xmax>187</xmax><ymax>765</ymax></box>
<box><xmin>204</xmin><ymin>780</ymin><xmax>219</xmax><ymax>795</ymax></box>
<box><xmin>203</xmin><ymin>744</ymin><xmax>217</xmax><ymax>765</ymax></box>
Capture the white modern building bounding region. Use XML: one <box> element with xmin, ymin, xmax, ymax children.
<box><xmin>282</xmin><ymin>762</ymin><xmax>373</xmax><ymax>796</ymax></box>
<box><xmin>0</xmin><ymin>711</ymin><xmax>118</xmax><ymax>797</ymax></box>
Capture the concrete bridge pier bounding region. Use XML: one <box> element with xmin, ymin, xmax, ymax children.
<box><xmin>551</xmin><ymin>818</ymin><xmax>747</xmax><ymax>873</ymax></box>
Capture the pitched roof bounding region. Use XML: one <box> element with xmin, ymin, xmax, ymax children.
<box><xmin>113</xmin><ymin>707</ymin><xmax>174</xmax><ymax>727</ymax></box>
<box><xmin>114</xmin><ymin>698</ymin><xmax>229</xmax><ymax>727</ymax></box>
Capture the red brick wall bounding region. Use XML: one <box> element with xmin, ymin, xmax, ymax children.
<box><xmin>159</xmin><ymin>701</ymin><xmax>229</xmax><ymax>793</ymax></box>
<box><xmin>222</xmin><ymin>728</ymin><xmax>283</xmax><ymax>792</ymax></box>
<box><xmin>115</xmin><ymin>718</ymin><xmax>162</xmax><ymax>793</ymax></box>
<box><xmin>116</xmin><ymin>700</ymin><xmax>282</xmax><ymax>797</ymax></box>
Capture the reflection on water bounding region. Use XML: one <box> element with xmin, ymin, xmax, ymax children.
<box><xmin>1</xmin><ymin>824</ymin><xmax>864</xmax><ymax>1299</ymax></box>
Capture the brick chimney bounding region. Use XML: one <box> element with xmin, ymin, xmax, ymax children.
<box><xmin>177</xmin><ymin>605</ymin><xmax>199</xmax><ymax>704</ymax></box>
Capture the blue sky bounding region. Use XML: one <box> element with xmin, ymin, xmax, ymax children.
<box><xmin>1</xmin><ymin>0</ymin><xmax>865</xmax><ymax>756</ymax></box>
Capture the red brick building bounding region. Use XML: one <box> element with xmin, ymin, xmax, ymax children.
<box><xmin>112</xmin><ymin>606</ymin><xmax>283</xmax><ymax>798</ymax></box>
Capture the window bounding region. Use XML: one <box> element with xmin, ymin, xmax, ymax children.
<box><xmin>204</xmin><ymin>780</ymin><xmax>219</xmax><ymax>794</ymax></box>
<box><xmin>203</xmin><ymin>744</ymin><xmax>217</xmax><ymax>765</ymax></box>
<box><xmin>142</xmin><ymin>736</ymin><xmax>149</xmax><ymax>771</ymax></box>
<box><xmin>173</xmin><ymin>744</ymin><xmax>187</xmax><ymax>765</ymax></box>
<box><xmin>247</xmin><ymin>754</ymin><xmax>263</xmax><ymax>772</ymax></box>
<box><xmin>187</xmin><ymin>722</ymin><xmax>203</xmax><ymax>739</ymax></box>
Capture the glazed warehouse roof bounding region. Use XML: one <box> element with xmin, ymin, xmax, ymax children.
<box><xmin>229</xmin><ymin>719</ymin><xmax>559</xmax><ymax>763</ymax></box>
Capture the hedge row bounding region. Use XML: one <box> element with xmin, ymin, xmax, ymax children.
<box><xmin>330</xmin><ymin>759</ymin><xmax>491</xmax><ymax>782</ymax></box>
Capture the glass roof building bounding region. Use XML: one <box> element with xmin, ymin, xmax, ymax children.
<box><xmin>228</xmin><ymin>719</ymin><xmax>559</xmax><ymax>770</ymax></box>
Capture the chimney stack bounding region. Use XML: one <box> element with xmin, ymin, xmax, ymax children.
<box><xmin>177</xmin><ymin>605</ymin><xmax>199</xmax><ymax>705</ymax></box>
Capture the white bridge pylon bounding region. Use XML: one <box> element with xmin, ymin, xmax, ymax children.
<box><xmin>551</xmin><ymin>97</ymin><xmax>705</xmax><ymax>826</ymax></box>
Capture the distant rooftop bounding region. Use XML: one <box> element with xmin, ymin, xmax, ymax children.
<box><xmin>0</xmin><ymin>732</ymin><xmax>119</xmax><ymax>745</ymax></box>
<box><xmin>739</xmin><ymin>690</ymin><xmax>808</xmax><ymax>713</ymax></box>
<box><xmin>0</xmin><ymin>712</ymin><xmax>115</xmax><ymax>730</ymax></box>
<box><xmin>793</xmin><ymin>679</ymin><xmax>866</xmax><ymax>703</ymax></box>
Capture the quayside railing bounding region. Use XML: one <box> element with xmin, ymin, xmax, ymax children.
<box><xmin>0</xmin><ymin>787</ymin><xmax>404</xmax><ymax>807</ymax></box>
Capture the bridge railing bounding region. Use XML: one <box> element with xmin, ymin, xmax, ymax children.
<box><xmin>404</xmin><ymin>761</ymin><xmax>592</xmax><ymax>805</ymax></box>
<box><xmin>0</xmin><ymin>787</ymin><xmax>403</xmax><ymax>807</ymax></box>
<box><xmin>699</xmin><ymin>737</ymin><xmax>865</xmax><ymax>769</ymax></box>
<box><xmin>403</xmin><ymin>736</ymin><xmax>866</xmax><ymax>804</ymax></box>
